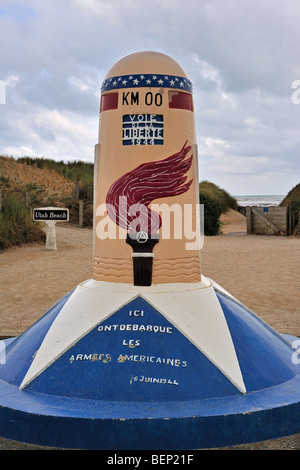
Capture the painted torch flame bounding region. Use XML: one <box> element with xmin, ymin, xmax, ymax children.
<box><xmin>105</xmin><ymin>141</ymin><xmax>193</xmax><ymax>234</ymax></box>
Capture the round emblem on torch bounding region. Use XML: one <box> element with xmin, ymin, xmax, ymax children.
<box><xmin>136</xmin><ymin>231</ymin><xmax>148</xmax><ymax>243</ymax></box>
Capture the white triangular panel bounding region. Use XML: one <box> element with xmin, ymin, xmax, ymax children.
<box><xmin>20</xmin><ymin>282</ymin><xmax>136</xmax><ymax>389</ymax></box>
<box><xmin>20</xmin><ymin>277</ymin><xmax>246</xmax><ymax>394</ymax></box>
<box><xmin>143</xmin><ymin>278</ymin><xmax>246</xmax><ymax>393</ymax></box>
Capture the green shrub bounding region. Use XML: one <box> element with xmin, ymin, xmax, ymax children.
<box><xmin>79</xmin><ymin>181</ymin><xmax>93</xmax><ymax>201</ymax></box>
<box><xmin>17</xmin><ymin>156</ymin><xmax>94</xmax><ymax>184</ymax></box>
<box><xmin>0</xmin><ymin>193</ymin><xmax>45</xmax><ymax>250</ymax></box>
<box><xmin>200</xmin><ymin>192</ymin><xmax>221</xmax><ymax>236</ymax></box>
<box><xmin>289</xmin><ymin>199</ymin><xmax>300</xmax><ymax>231</ymax></box>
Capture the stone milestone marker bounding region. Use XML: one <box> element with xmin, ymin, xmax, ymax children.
<box><xmin>0</xmin><ymin>52</ymin><xmax>299</xmax><ymax>450</ymax></box>
<box><xmin>33</xmin><ymin>206</ymin><xmax>69</xmax><ymax>250</ymax></box>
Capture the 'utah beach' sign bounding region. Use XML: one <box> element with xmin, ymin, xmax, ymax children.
<box><xmin>33</xmin><ymin>207</ymin><xmax>69</xmax><ymax>250</ymax></box>
<box><xmin>33</xmin><ymin>208</ymin><xmax>69</xmax><ymax>221</ymax></box>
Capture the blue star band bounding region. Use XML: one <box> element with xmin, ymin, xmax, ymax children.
<box><xmin>101</xmin><ymin>73</ymin><xmax>193</xmax><ymax>93</ymax></box>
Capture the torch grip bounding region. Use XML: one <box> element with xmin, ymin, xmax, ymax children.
<box><xmin>126</xmin><ymin>233</ymin><xmax>159</xmax><ymax>286</ymax></box>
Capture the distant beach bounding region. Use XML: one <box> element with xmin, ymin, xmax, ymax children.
<box><xmin>235</xmin><ymin>195</ymin><xmax>284</xmax><ymax>207</ymax></box>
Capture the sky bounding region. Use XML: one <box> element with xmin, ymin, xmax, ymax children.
<box><xmin>0</xmin><ymin>0</ymin><xmax>300</xmax><ymax>196</ymax></box>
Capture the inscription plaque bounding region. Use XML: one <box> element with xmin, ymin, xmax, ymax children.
<box><xmin>33</xmin><ymin>208</ymin><xmax>69</xmax><ymax>221</ymax></box>
<box><xmin>27</xmin><ymin>296</ymin><xmax>240</xmax><ymax>402</ymax></box>
<box><xmin>122</xmin><ymin>114</ymin><xmax>164</xmax><ymax>145</ymax></box>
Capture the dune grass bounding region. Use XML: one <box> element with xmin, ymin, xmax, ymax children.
<box><xmin>0</xmin><ymin>193</ymin><xmax>45</xmax><ymax>250</ymax></box>
<box><xmin>199</xmin><ymin>181</ymin><xmax>238</xmax><ymax>214</ymax></box>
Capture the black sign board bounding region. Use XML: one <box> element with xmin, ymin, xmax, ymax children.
<box><xmin>33</xmin><ymin>208</ymin><xmax>69</xmax><ymax>222</ymax></box>
<box><xmin>122</xmin><ymin>114</ymin><xmax>164</xmax><ymax>146</ymax></box>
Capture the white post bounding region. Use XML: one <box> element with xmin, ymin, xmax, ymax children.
<box><xmin>33</xmin><ymin>207</ymin><xmax>69</xmax><ymax>250</ymax></box>
<box><xmin>45</xmin><ymin>220</ymin><xmax>57</xmax><ymax>250</ymax></box>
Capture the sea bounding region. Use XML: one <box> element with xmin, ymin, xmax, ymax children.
<box><xmin>234</xmin><ymin>195</ymin><xmax>285</xmax><ymax>208</ymax></box>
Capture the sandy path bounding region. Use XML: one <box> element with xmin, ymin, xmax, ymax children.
<box><xmin>0</xmin><ymin>224</ymin><xmax>93</xmax><ymax>336</ymax></box>
<box><xmin>202</xmin><ymin>233</ymin><xmax>300</xmax><ymax>336</ymax></box>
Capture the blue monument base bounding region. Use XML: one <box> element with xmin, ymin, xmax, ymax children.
<box><xmin>0</xmin><ymin>371</ymin><xmax>299</xmax><ymax>449</ymax></box>
<box><xmin>0</xmin><ymin>279</ymin><xmax>299</xmax><ymax>449</ymax></box>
